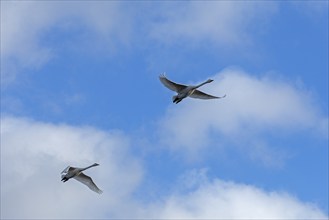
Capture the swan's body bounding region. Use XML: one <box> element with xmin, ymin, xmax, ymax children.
<box><xmin>61</xmin><ymin>163</ymin><xmax>103</xmax><ymax>194</ymax></box>
<box><xmin>159</xmin><ymin>73</ymin><xmax>226</xmax><ymax>104</ymax></box>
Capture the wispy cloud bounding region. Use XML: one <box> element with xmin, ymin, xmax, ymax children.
<box><xmin>1</xmin><ymin>1</ymin><xmax>131</xmax><ymax>86</ymax></box>
<box><xmin>149</xmin><ymin>1</ymin><xmax>277</xmax><ymax>47</ymax></box>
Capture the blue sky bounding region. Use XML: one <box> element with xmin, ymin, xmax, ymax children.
<box><xmin>1</xmin><ymin>1</ymin><xmax>328</xmax><ymax>219</ymax></box>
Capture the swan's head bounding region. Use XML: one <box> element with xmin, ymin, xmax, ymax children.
<box><xmin>93</xmin><ymin>163</ymin><xmax>100</xmax><ymax>166</ymax></box>
<box><xmin>206</xmin><ymin>79</ymin><xmax>214</xmax><ymax>83</ymax></box>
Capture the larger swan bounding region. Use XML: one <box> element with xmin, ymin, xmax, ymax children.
<box><xmin>61</xmin><ymin>163</ymin><xmax>103</xmax><ymax>194</ymax></box>
<box><xmin>159</xmin><ymin>73</ymin><xmax>226</xmax><ymax>104</ymax></box>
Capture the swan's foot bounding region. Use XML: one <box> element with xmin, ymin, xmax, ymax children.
<box><xmin>173</xmin><ymin>97</ymin><xmax>181</xmax><ymax>104</ymax></box>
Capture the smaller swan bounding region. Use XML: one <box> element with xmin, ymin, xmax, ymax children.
<box><xmin>159</xmin><ymin>73</ymin><xmax>226</xmax><ymax>104</ymax></box>
<box><xmin>61</xmin><ymin>163</ymin><xmax>103</xmax><ymax>194</ymax></box>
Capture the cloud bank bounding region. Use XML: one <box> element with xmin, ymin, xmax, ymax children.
<box><xmin>142</xmin><ymin>169</ymin><xmax>327</xmax><ymax>219</ymax></box>
<box><xmin>1</xmin><ymin>116</ymin><xmax>328</xmax><ymax>219</ymax></box>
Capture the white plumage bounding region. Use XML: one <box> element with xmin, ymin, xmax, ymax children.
<box><xmin>61</xmin><ymin>163</ymin><xmax>103</xmax><ymax>194</ymax></box>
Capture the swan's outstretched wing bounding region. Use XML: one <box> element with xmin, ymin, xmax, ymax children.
<box><xmin>159</xmin><ymin>74</ymin><xmax>187</xmax><ymax>92</ymax></box>
<box><xmin>74</xmin><ymin>172</ymin><xmax>103</xmax><ymax>194</ymax></box>
<box><xmin>190</xmin><ymin>90</ymin><xmax>226</xmax><ymax>100</ymax></box>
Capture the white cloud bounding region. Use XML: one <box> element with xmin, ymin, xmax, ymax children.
<box><xmin>142</xmin><ymin>169</ymin><xmax>327</xmax><ymax>219</ymax></box>
<box><xmin>158</xmin><ymin>68</ymin><xmax>328</xmax><ymax>161</ymax></box>
<box><xmin>149</xmin><ymin>1</ymin><xmax>277</xmax><ymax>47</ymax></box>
<box><xmin>1</xmin><ymin>116</ymin><xmax>142</xmax><ymax>219</ymax></box>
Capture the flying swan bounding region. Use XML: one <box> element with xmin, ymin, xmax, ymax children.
<box><xmin>61</xmin><ymin>163</ymin><xmax>103</xmax><ymax>194</ymax></box>
<box><xmin>159</xmin><ymin>73</ymin><xmax>226</xmax><ymax>104</ymax></box>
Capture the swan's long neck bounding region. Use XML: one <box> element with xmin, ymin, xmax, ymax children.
<box><xmin>195</xmin><ymin>80</ymin><xmax>211</xmax><ymax>89</ymax></box>
<box><xmin>81</xmin><ymin>164</ymin><xmax>98</xmax><ymax>171</ymax></box>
